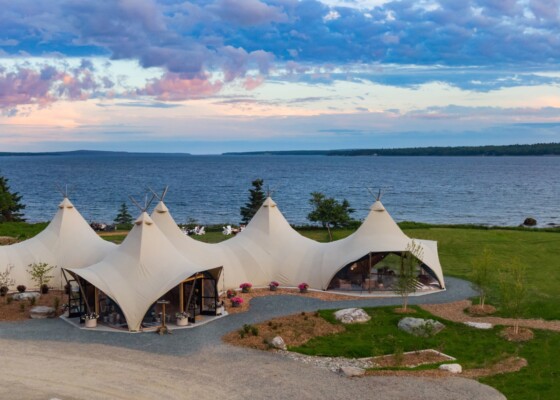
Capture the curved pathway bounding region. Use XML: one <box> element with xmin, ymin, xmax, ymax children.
<box><xmin>0</xmin><ymin>277</ymin><xmax>506</xmax><ymax>400</ymax></box>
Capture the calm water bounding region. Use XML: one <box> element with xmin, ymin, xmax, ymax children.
<box><xmin>0</xmin><ymin>155</ymin><xmax>558</xmax><ymax>227</ymax></box>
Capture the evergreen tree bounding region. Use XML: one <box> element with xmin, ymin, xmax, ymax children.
<box><xmin>0</xmin><ymin>174</ymin><xmax>26</xmax><ymax>222</ymax></box>
<box><xmin>307</xmin><ymin>192</ymin><xmax>354</xmax><ymax>241</ymax></box>
<box><xmin>114</xmin><ymin>202</ymin><xmax>133</xmax><ymax>227</ymax></box>
<box><xmin>240</xmin><ymin>179</ymin><xmax>266</xmax><ymax>224</ymax></box>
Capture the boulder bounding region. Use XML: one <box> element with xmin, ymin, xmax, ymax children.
<box><xmin>523</xmin><ymin>217</ymin><xmax>537</xmax><ymax>226</ymax></box>
<box><xmin>339</xmin><ymin>366</ymin><xmax>366</xmax><ymax>377</ymax></box>
<box><xmin>464</xmin><ymin>321</ymin><xmax>493</xmax><ymax>330</ymax></box>
<box><xmin>271</xmin><ymin>336</ymin><xmax>287</xmax><ymax>351</ymax></box>
<box><xmin>334</xmin><ymin>308</ymin><xmax>371</xmax><ymax>324</ymax></box>
<box><xmin>29</xmin><ymin>306</ymin><xmax>56</xmax><ymax>319</ymax></box>
<box><xmin>12</xmin><ymin>292</ymin><xmax>41</xmax><ymax>301</ymax></box>
<box><xmin>439</xmin><ymin>363</ymin><xmax>462</xmax><ymax>374</ymax></box>
<box><xmin>398</xmin><ymin>317</ymin><xmax>445</xmax><ymax>337</ymax></box>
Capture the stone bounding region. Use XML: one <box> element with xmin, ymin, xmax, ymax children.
<box><xmin>29</xmin><ymin>306</ymin><xmax>56</xmax><ymax>319</ymax></box>
<box><xmin>398</xmin><ymin>317</ymin><xmax>445</xmax><ymax>337</ymax></box>
<box><xmin>464</xmin><ymin>321</ymin><xmax>493</xmax><ymax>330</ymax></box>
<box><xmin>334</xmin><ymin>308</ymin><xmax>371</xmax><ymax>324</ymax></box>
<box><xmin>339</xmin><ymin>366</ymin><xmax>366</xmax><ymax>377</ymax></box>
<box><xmin>271</xmin><ymin>336</ymin><xmax>287</xmax><ymax>351</ymax></box>
<box><xmin>439</xmin><ymin>363</ymin><xmax>462</xmax><ymax>374</ymax></box>
<box><xmin>12</xmin><ymin>292</ymin><xmax>41</xmax><ymax>301</ymax></box>
<box><xmin>523</xmin><ymin>217</ymin><xmax>537</xmax><ymax>226</ymax></box>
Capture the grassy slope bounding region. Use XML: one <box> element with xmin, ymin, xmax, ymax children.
<box><xmin>293</xmin><ymin>306</ymin><xmax>559</xmax><ymax>400</ymax></box>
<box><xmin>0</xmin><ymin>222</ymin><xmax>48</xmax><ymax>240</ymax></box>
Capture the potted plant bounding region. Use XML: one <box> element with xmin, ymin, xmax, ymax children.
<box><xmin>175</xmin><ymin>311</ymin><xmax>189</xmax><ymax>326</ymax></box>
<box><xmin>16</xmin><ymin>285</ymin><xmax>26</xmax><ymax>293</ymax></box>
<box><xmin>239</xmin><ymin>282</ymin><xmax>252</xmax><ymax>293</ymax></box>
<box><xmin>298</xmin><ymin>283</ymin><xmax>309</xmax><ymax>293</ymax></box>
<box><xmin>40</xmin><ymin>284</ymin><xmax>49</xmax><ymax>294</ymax></box>
<box><xmin>226</xmin><ymin>289</ymin><xmax>236</xmax><ymax>299</ymax></box>
<box><xmin>0</xmin><ymin>286</ymin><xmax>8</xmax><ymax>297</ymax></box>
<box><xmin>84</xmin><ymin>312</ymin><xmax>99</xmax><ymax>328</ymax></box>
<box><xmin>269</xmin><ymin>281</ymin><xmax>279</xmax><ymax>291</ymax></box>
<box><xmin>231</xmin><ymin>296</ymin><xmax>244</xmax><ymax>308</ymax></box>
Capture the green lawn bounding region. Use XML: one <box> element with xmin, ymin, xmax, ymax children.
<box><xmin>292</xmin><ymin>306</ymin><xmax>559</xmax><ymax>400</ymax></box>
<box><xmin>0</xmin><ymin>222</ymin><xmax>48</xmax><ymax>240</ymax></box>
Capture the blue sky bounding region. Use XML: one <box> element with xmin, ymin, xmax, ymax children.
<box><xmin>1</xmin><ymin>0</ymin><xmax>559</xmax><ymax>153</ymax></box>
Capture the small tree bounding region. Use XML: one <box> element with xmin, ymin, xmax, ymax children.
<box><xmin>240</xmin><ymin>179</ymin><xmax>266</xmax><ymax>224</ymax></box>
<box><xmin>394</xmin><ymin>241</ymin><xmax>423</xmax><ymax>311</ymax></box>
<box><xmin>114</xmin><ymin>202</ymin><xmax>133</xmax><ymax>228</ymax></box>
<box><xmin>27</xmin><ymin>262</ymin><xmax>55</xmax><ymax>289</ymax></box>
<box><xmin>0</xmin><ymin>265</ymin><xmax>15</xmax><ymax>295</ymax></box>
<box><xmin>470</xmin><ymin>248</ymin><xmax>495</xmax><ymax>309</ymax></box>
<box><xmin>307</xmin><ymin>192</ymin><xmax>354</xmax><ymax>241</ymax></box>
<box><xmin>0</xmin><ymin>174</ymin><xmax>26</xmax><ymax>222</ymax></box>
<box><xmin>499</xmin><ymin>258</ymin><xmax>527</xmax><ymax>335</ymax></box>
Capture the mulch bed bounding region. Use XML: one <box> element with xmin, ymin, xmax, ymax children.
<box><xmin>371</xmin><ymin>349</ymin><xmax>451</xmax><ymax>368</ymax></box>
<box><xmin>221</xmin><ymin>287</ymin><xmax>369</xmax><ymax>315</ymax></box>
<box><xmin>466</xmin><ymin>304</ymin><xmax>497</xmax><ymax>316</ymax></box>
<box><xmin>222</xmin><ymin>311</ymin><xmax>345</xmax><ymax>350</ymax></box>
<box><xmin>0</xmin><ymin>236</ymin><xmax>18</xmax><ymax>245</ymax></box>
<box><xmin>499</xmin><ymin>326</ymin><xmax>534</xmax><ymax>342</ymax></box>
<box><xmin>0</xmin><ymin>290</ymin><xmax>66</xmax><ymax>322</ymax></box>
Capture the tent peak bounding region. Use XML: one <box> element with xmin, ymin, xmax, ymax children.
<box><xmin>371</xmin><ymin>200</ymin><xmax>385</xmax><ymax>212</ymax></box>
<box><xmin>134</xmin><ymin>212</ymin><xmax>154</xmax><ymax>226</ymax></box>
<box><xmin>263</xmin><ymin>197</ymin><xmax>277</xmax><ymax>208</ymax></box>
<box><xmin>154</xmin><ymin>201</ymin><xmax>169</xmax><ymax>214</ymax></box>
<box><xmin>58</xmin><ymin>197</ymin><xmax>74</xmax><ymax>209</ymax></box>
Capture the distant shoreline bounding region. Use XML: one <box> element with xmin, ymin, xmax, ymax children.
<box><xmin>1</xmin><ymin>143</ymin><xmax>560</xmax><ymax>157</ymax></box>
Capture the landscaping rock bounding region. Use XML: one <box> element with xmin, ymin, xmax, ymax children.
<box><xmin>271</xmin><ymin>336</ymin><xmax>287</xmax><ymax>351</ymax></box>
<box><xmin>523</xmin><ymin>217</ymin><xmax>537</xmax><ymax>226</ymax></box>
<box><xmin>29</xmin><ymin>306</ymin><xmax>56</xmax><ymax>319</ymax></box>
<box><xmin>339</xmin><ymin>366</ymin><xmax>366</xmax><ymax>377</ymax></box>
<box><xmin>398</xmin><ymin>317</ymin><xmax>445</xmax><ymax>337</ymax></box>
<box><xmin>334</xmin><ymin>308</ymin><xmax>371</xmax><ymax>324</ymax></box>
<box><xmin>464</xmin><ymin>321</ymin><xmax>493</xmax><ymax>330</ymax></box>
<box><xmin>12</xmin><ymin>292</ymin><xmax>41</xmax><ymax>301</ymax></box>
<box><xmin>439</xmin><ymin>363</ymin><xmax>462</xmax><ymax>374</ymax></box>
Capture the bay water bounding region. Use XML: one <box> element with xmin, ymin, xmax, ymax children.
<box><xmin>0</xmin><ymin>154</ymin><xmax>558</xmax><ymax>227</ymax></box>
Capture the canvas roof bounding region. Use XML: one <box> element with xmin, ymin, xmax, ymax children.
<box><xmin>0</xmin><ymin>197</ymin><xmax>115</xmax><ymax>288</ymax></box>
<box><xmin>68</xmin><ymin>212</ymin><xmax>216</xmax><ymax>332</ymax></box>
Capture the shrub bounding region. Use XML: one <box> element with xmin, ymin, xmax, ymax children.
<box><xmin>7</xmin><ymin>296</ymin><xmax>13</xmax><ymax>305</ymax></box>
<box><xmin>28</xmin><ymin>297</ymin><xmax>36</xmax><ymax>306</ymax></box>
<box><xmin>16</xmin><ymin>285</ymin><xmax>26</xmax><ymax>293</ymax></box>
<box><xmin>19</xmin><ymin>303</ymin><xmax>25</xmax><ymax>313</ymax></box>
<box><xmin>0</xmin><ymin>286</ymin><xmax>8</xmax><ymax>297</ymax></box>
<box><xmin>0</xmin><ymin>265</ymin><xmax>15</xmax><ymax>292</ymax></box>
<box><xmin>27</xmin><ymin>262</ymin><xmax>55</xmax><ymax>289</ymax></box>
<box><xmin>53</xmin><ymin>297</ymin><xmax>60</xmax><ymax>311</ymax></box>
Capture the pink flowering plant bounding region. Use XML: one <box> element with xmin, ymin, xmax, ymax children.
<box><xmin>298</xmin><ymin>283</ymin><xmax>309</xmax><ymax>291</ymax></box>
<box><xmin>269</xmin><ymin>281</ymin><xmax>280</xmax><ymax>291</ymax></box>
<box><xmin>230</xmin><ymin>296</ymin><xmax>244</xmax><ymax>306</ymax></box>
<box><xmin>240</xmin><ymin>282</ymin><xmax>253</xmax><ymax>293</ymax></box>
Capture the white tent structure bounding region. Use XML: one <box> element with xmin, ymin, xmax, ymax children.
<box><xmin>66</xmin><ymin>212</ymin><xmax>221</xmax><ymax>332</ymax></box>
<box><xmin>153</xmin><ymin>196</ymin><xmax>445</xmax><ymax>292</ymax></box>
<box><xmin>0</xmin><ymin>197</ymin><xmax>115</xmax><ymax>288</ymax></box>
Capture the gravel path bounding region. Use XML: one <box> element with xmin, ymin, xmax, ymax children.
<box><xmin>0</xmin><ymin>277</ymin><xmax>506</xmax><ymax>399</ymax></box>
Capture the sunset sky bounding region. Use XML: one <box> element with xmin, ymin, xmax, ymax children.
<box><xmin>1</xmin><ymin>0</ymin><xmax>559</xmax><ymax>154</ymax></box>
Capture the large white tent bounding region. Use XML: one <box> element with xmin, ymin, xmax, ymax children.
<box><xmin>67</xmin><ymin>212</ymin><xmax>220</xmax><ymax>332</ymax></box>
<box><xmin>152</xmin><ymin>196</ymin><xmax>445</xmax><ymax>292</ymax></box>
<box><xmin>0</xmin><ymin>197</ymin><xmax>115</xmax><ymax>288</ymax></box>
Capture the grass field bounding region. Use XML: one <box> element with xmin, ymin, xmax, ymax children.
<box><xmin>292</xmin><ymin>306</ymin><xmax>559</xmax><ymax>400</ymax></box>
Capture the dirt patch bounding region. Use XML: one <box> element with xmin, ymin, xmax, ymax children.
<box><xmin>372</xmin><ymin>350</ymin><xmax>452</xmax><ymax>368</ymax></box>
<box><xmin>467</xmin><ymin>304</ymin><xmax>497</xmax><ymax>316</ymax></box>
<box><xmin>499</xmin><ymin>326</ymin><xmax>534</xmax><ymax>342</ymax></box>
<box><xmin>393</xmin><ymin>307</ymin><xmax>417</xmax><ymax>314</ymax></box>
<box><xmin>0</xmin><ymin>290</ymin><xmax>66</xmax><ymax>322</ymax></box>
<box><xmin>421</xmin><ymin>300</ymin><xmax>560</xmax><ymax>332</ymax></box>
<box><xmin>0</xmin><ymin>236</ymin><xmax>17</xmax><ymax>245</ymax></box>
<box><xmin>223</xmin><ymin>311</ymin><xmax>345</xmax><ymax>350</ymax></box>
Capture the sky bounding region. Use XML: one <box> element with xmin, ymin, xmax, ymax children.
<box><xmin>1</xmin><ymin>0</ymin><xmax>559</xmax><ymax>154</ymax></box>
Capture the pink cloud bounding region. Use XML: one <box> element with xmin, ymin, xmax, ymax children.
<box><xmin>243</xmin><ymin>75</ymin><xmax>265</xmax><ymax>90</ymax></box>
<box><xmin>139</xmin><ymin>73</ymin><xmax>223</xmax><ymax>101</ymax></box>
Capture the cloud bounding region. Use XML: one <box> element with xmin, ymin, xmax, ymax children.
<box><xmin>138</xmin><ymin>72</ymin><xmax>223</xmax><ymax>101</ymax></box>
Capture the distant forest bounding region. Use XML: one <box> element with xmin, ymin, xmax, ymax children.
<box><xmin>224</xmin><ymin>143</ymin><xmax>560</xmax><ymax>156</ymax></box>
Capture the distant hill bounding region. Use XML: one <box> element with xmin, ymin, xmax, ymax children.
<box><xmin>223</xmin><ymin>143</ymin><xmax>560</xmax><ymax>156</ymax></box>
<box><xmin>0</xmin><ymin>150</ymin><xmax>191</xmax><ymax>157</ymax></box>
